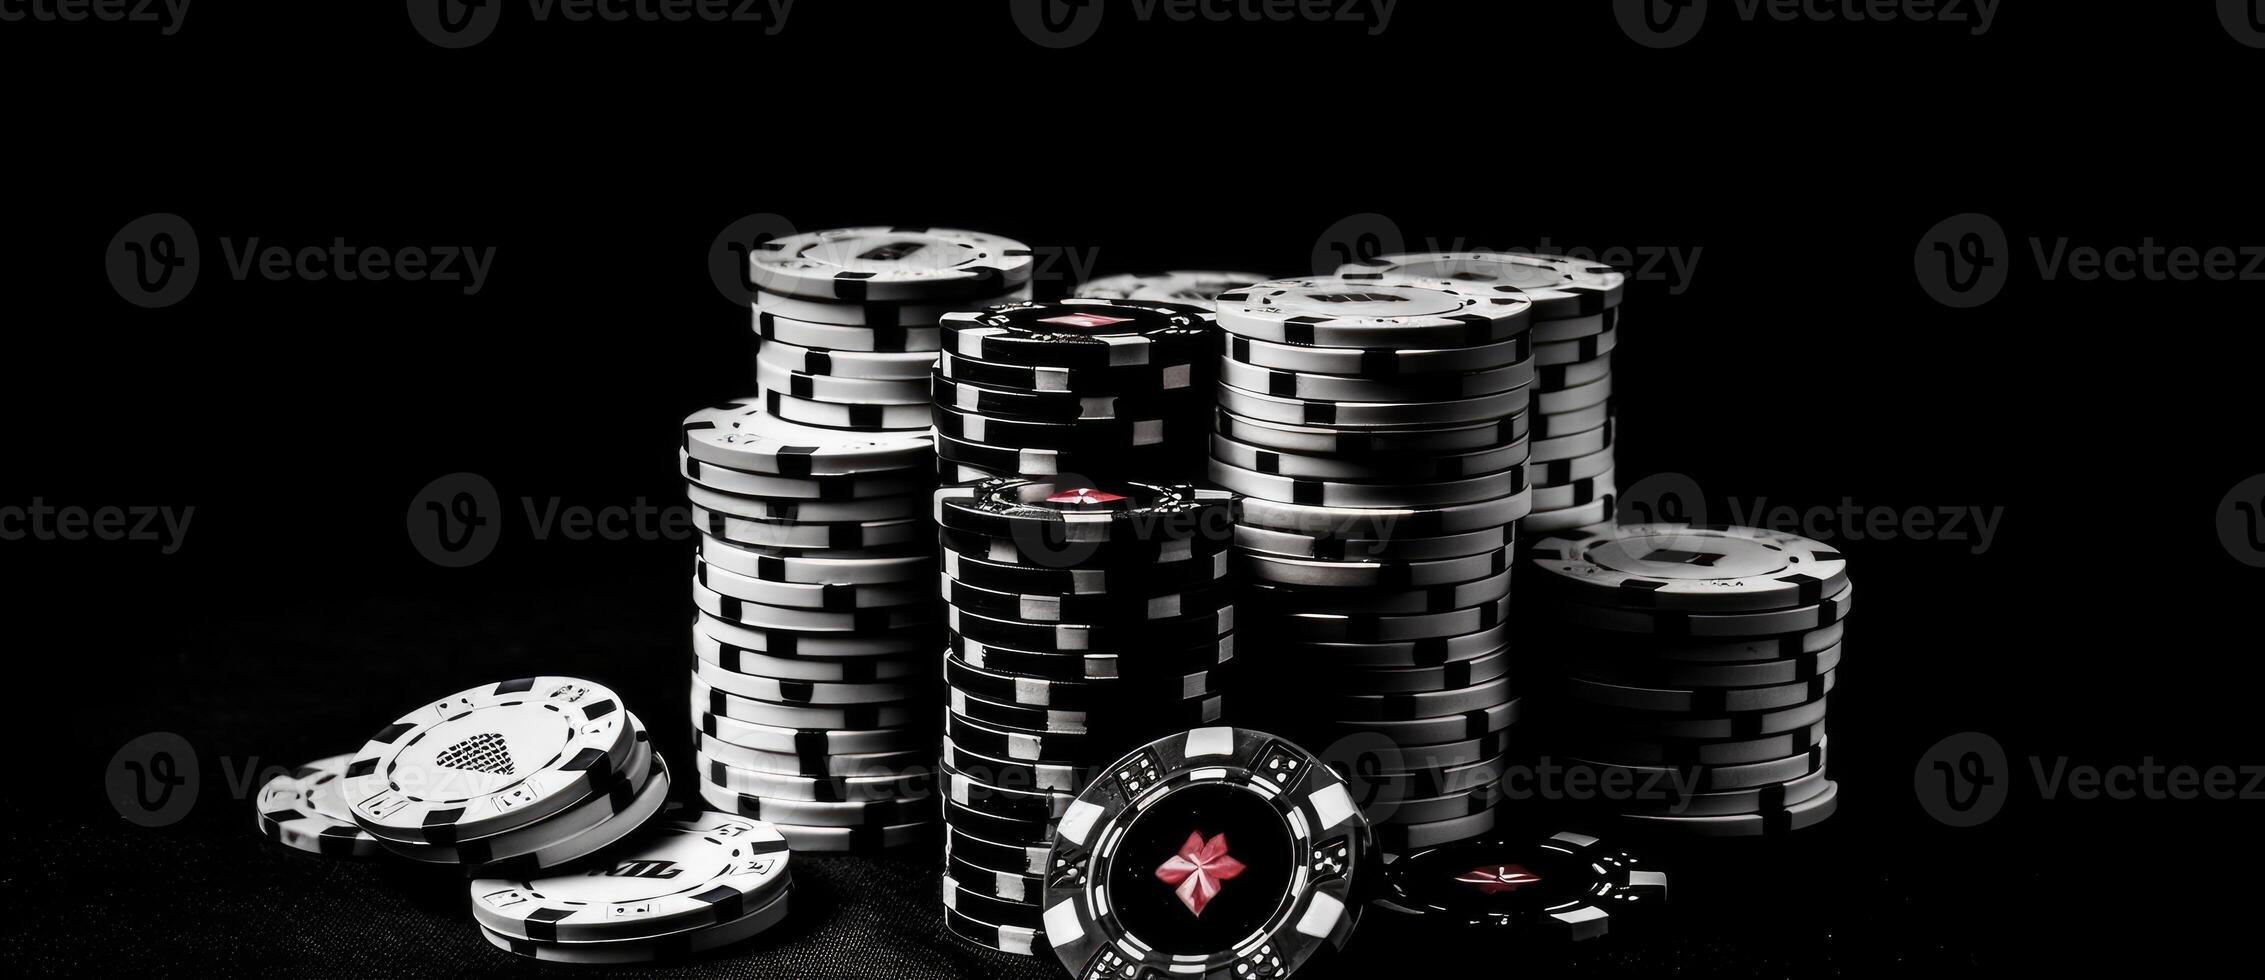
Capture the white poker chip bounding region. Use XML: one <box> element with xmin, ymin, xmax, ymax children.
<box><xmin>1215</xmin><ymin>275</ymin><xmax>1532</xmax><ymax>349</ymax></box>
<box><xmin>1072</xmin><ymin>269</ymin><xmax>1272</xmax><ymax>310</ymax></box>
<box><xmin>340</xmin><ymin>676</ymin><xmax>639</xmax><ymax>845</ymax></box>
<box><xmin>681</xmin><ymin>397</ymin><xmax>931</xmax><ymax>477</ymax></box>
<box><xmin>749</xmin><ymin>226</ymin><xmax>1034</xmax><ymax>302</ymax></box>
<box><xmin>1338</xmin><ymin>251</ymin><xmax>1627</xmax><ymax>320</ymax></box>
<box><xmin>254</xmin><ymin>753</ymin><xmax>383</xmax><ymax>858</ymax></box>
<box><xmin>471</xmin><ymin>808</ymin><xmax>792</xmax><ymax>944</ymax></box>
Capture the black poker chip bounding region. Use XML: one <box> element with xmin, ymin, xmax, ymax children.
<box><xmin>939</xmin><ymin>349</ymin><xmax>1209</xmax><ymax>395</ymax></box>
<box><xmin>1041</xmin><ymin>728</ymin><xmax>1374</xmax><ymax>980</ymax></box>
<box><xmin>940</xmin><ymin>298</ymin><xmax>1217</xmax><ymax>370</ymax></box>
<box><xmin>945</xmin><ymin>629</ymin><xmax>1236</xmax><ymax>683</ymax></box>
<box><xmin>1372</xmin><ymin>830</ymin><xmax>1667</xmax><ymax>937</ymax></box>
<box><xmin>936</xmin><ymin>403</ymin><xmax>1207</xmax><ymax>453</ymax></box>
<box><xmin>942</xmin><ymin>545</ymin><xmax>1228</xmax><ymax>597</ymax></box>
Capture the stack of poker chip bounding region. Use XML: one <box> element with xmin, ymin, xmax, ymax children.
<box><xmin>1039</xmin><ymin>728</ymin><xmax>1375</xmax><ymax>979</ymax></box>
<box><xmin>1339</xmin><ymin>252</ymin><xmax>1626</xmax><ymax>537</ymax></box>
<box><xmin>934</xmin><ymin>298</ymin><xmax>1220</xmax><ymax>484</ymax></box>
<box><xmin>1208</xmin><ymin>276</ymin><xmax>1537</xmax><ymax>854</ymax></box>
<box><xmin>678</xmin><ymin>226</ymin><xmax>1035</xmax><ymax>852</ymax></box>
<box><xmin>1071</xmin><ymin>269</ymin><xmax>1271</xmax><ymax>311</ymax></box>
<box><xmin>680</xmin><ymin>398</ymin><xmax>944</xmax><ymax>852</ymax></box>
<box><xmin>1524</xmin><ymin>523</ymin><xmax>1849</xmax><ymax>837</ymax></box>
<box><xmin>312</xmin><ymin>677</ymin><xmax>670</xmax><ymax>875</ymax></box>
<box><xmin>749</xmin><ymin>225</ymin><xmax>1034</xmax><ymax>434</ymax></box>
<box><xmin>470</xmin><ymin>810</ymin><xmax>795</xmax><ymax>963</ymax></box>
<box><xmin>932</xmin><ymin>478</ymin><xmax>1236</xmax><ymax>955</ymax></box>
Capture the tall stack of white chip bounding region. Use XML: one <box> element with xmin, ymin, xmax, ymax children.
<box><xmin>680</xmin><ymin>227</ymin><xmax>1033</xmax><ymax>853</ymax></box>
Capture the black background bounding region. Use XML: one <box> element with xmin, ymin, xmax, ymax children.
<box><xmin>5</xmin><ymin>2</ymin><xmax>2261</xmax><ymax>976</ymax></box>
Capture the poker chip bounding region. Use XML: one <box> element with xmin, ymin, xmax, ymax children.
<box><xmin>756</xmin><ymin>357</ymin><xmax>931</xmax><ymax>406</ymax></box>
<box><xmin>1217</xmin><ymin>355</ymin><xmax>1536</xmax><ymax>403</ymax></box>
<box><xmin>1371</xmin><ymin>829</ymin><xmax>1666</xmax><ymax>938</ymax></box>
<box><xmin>679</xmin><ymin>449</ymin><xmax>930</xmax><ymax>501</ymax></box>
<box><xmin>469</xmin><ymin>809</ymin><xmax>791</xmax><ymax>945</ymax></box>
<box><xmin>697</xmin><ymin>749</ymin><xmax>931</xmax><ymax>803</ymax></box>
<box><xmin>941</xmin><ymin>298</ymin><xmax>1216</xmax><ymax>370</ymax></box>
<box><xmin>253</xmin><ymin>753</ymin><xmax>384</xmax><ymax>859</ymax></box>
<box><xmin>339</xmin><ymin>676</ymin><xmax>641</xmax><ymax>845</ymax></box>
<box><xmin>755</xmin><ymin>335</ymin><xmax>941</xmax><ymax>379</ymax></box>
<box><xmin>1216</xmin><ymin>383</ymin><xmax>1532</xmax><ymax>429</ymax></box>
<box><xmin>1528</xmin><ymin>523</ymin><xmax>1851</xmax><ymax>614</ymax></box>
<box><xmin>697</xmin><ymin>779</ymin><xmax>938</xmax><ymax>828</ymax></box>
<box><xmin>681</xmin><ymin>397</ymin><xmax>931</xmax><ymax>476</ymax></box>
<box><xmin>695</xmin><ymin>704</ymin><xmax>927</xmax><ymax>758</ymax></box>
<box><xmin>383</xmin><ymin>739</ymin><xmax>662</xmax><ymax>869</ymax></box>
<box><xmin>1072</xmin><ymin>269</ymin><xmax>1272</xmax><ymax>310</ymax></box>
<box><xmin>1339</xmin><ymin>251</ymin><xmax>1627</xmax><ymax>320</ymax></box>
<box><xmin>1225</xmin><ymin>331</ymin><xmax>1531</xmax><ymax>376</ymax></box>
<box><xmin>1040</xmin><ymin>727</ymin><xmax>1374</xmax><ymax>980</ymax></box>
<box><xmin>692</xmin><ymin>729</ymin><xmax>928</xmax><ymax>777</ymax></box>
<box><xmin>1214</xmin><ymin>276</ymin><xmax>1533</xmax><ymax>349</ymax></box>
<box><xmin>748</xmin><ymin>225</ymin><xmax>1034</xmax><ymax>303</ymax></box>
<box><xmin>753</xmin><ymin>278</ymin><xmax>1034</xmax><ymax>327</ymax></box>
<box><xmin>477</xmin><ymin>884</ymin><xmax>793</xmax><ymax>963</ymax></box>
<box><xmin>1211</xmin><ymin>433</ymin><xmax>1528</xmax><ymax>483</ymax></box>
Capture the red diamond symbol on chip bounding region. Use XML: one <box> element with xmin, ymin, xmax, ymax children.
<box><xmin>1037</xmin><ymin>312</ymin><xmax>1132</xmax><ymax>331</ymax></box>
<box><xmin>1155</xmin><ymin>831</ymin><xmax>1245</xmax><ymax>917</ymax></box>
<box><xmin>1456</xmin><ymin>864</ymin><xmax>1542</xmax><ymax>894</ymax></box>
<box><xmin>1046</xmin><ymin>488</ymin><xmax>1126</xmax><ymax>507</ymax></box>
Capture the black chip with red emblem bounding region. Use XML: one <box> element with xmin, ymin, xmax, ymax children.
<box><xmin>1373</xmin><ymin>829</ymin><xmax>1668</xmax><ymax>938</ymax></box>
<box><xmin>940</xmin><ymin>298</ymin><xmax>1218</xmax><ymax>370</ymax></box>
<box><xmin>1041</xmin><ymin>727</ymin><xmax>1373</xmax><ymax>980</ymax></box>
<box><xmin>934</xmin><ymin>478</ymin><xmax>1232</xmax><ymax>553</ymax></box>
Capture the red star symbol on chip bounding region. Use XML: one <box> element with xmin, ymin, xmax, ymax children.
<box><xmin>1456</xmin><ymin>864</ymin><xmax>1542</xmax><ymax>894</ymax></box>
<box><xmin>1046</xmin><ymin>488</ymin><xmax>1126</xmax><ymax>507</ymax></box>
<box><xmin>1036</xmin><ymin>312</ymin><xmax>1132</xmax><ymax>331</ymax></box>
<box><xmin>1155</xmin><ymin>831</ymin><xmax>1245</xmax><ymax>917</ymax></box>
